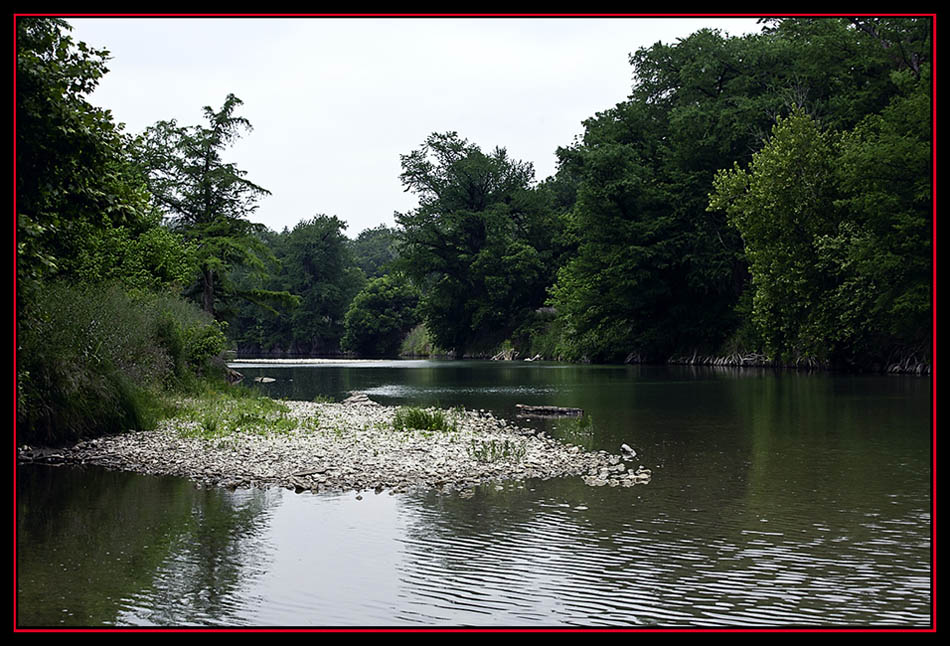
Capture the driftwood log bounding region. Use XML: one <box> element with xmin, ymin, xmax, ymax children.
<box><xmin>515</xmin><ymin>404</ymin><xmax>584</xmax><ymax>417</ymax></box>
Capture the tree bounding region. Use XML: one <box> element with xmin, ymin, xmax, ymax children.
<box><xmin>396</xmin><ymin>132</ymin><xmax>560</xmax><ymax>357</ymax></box>
<box><xmin>348</xmin><ymin>224</ymin><xmax>399</xmax><ymax>279</ymax></box>
<box><xmin>16</xmin><ymin>18</ymin><xmax>192</xmax><ymax>299</ymax></box>
<box><xmin>709</xmin><ymin>108</ymin><xmax>841</xmax><ymax>359</ymax></box>
<box><xmin>550</xmin><ymin>18</ymin><xmax>932</xmax><ymax>363</ymax></box>
<box><xmin>341</xmin><ymin>273</ymin><xmax>421</xmax><ymax>357</ymax></box>
<box><xmin>550</xmin><ymin>29</ymin><xmax>780</xmax><ymax>361</ymax></box>
<box><xmin>832</xmin><ymin>67</ymin><xmax>931</xmax><ymax>360</ymax></box>
<box><xmin>709</xmin><ymin>67</ymin><xmax>931</xmax><ymax>367</ymax></box>
<box><xmin>223</xmin><ymin>216</ymin><xmax>365</xmax><ymax>356</ymax></box>
<box><xmin>281</xmin><ymin>216</ymin><xmax>365</xmax><ymax>353</ymax></box>
<box><xmin>15</xmin><ymin>19</ymin><xmax>240</xmax><ymax>444</ymax></box>
<box><xmin>140</xmin><ymin>94</ymin><xmax>274</xmax><ymax>316</ymax></box>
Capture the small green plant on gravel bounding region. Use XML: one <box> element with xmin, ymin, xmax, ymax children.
<box><xmin>468</xmin><ymin>438</ymin><xmax>527</xmax><ymax>463</ymax></box>
<box><xmin>174</xmin><ymin>388</ymin><xmax>296</xmax><ymax>439</ymax></box>
<box><xmin>392</xmin><ymin>406</ymin><xmax>458</xmax><ymax>432</ymax></box>
<box><xmin>201</xmin><ymin>415</ymin><xmax>220</xmax><ymax>436</ymax></box>
<box><xmin>323</xmin><ymin>424</ymin><xmax>345</xmax><ymax>439</ymax></box>
<box><xmin>312</xmin><ymin>394</ymin><xmax>334</xmax><ymax>404</ymax></box>
<box><xmin>300</xmin><ymin>413</ymin><xmax>322</xmax><ymax>432</ymax></box>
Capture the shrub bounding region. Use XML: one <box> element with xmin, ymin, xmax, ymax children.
<box><xmin>17</xmin><ymin>281</ymin><xmax>228</xmax><ymax>446</ymax></box>
<box><xmin>399</xmin><ymin>323</ymin><xmax>446</xmax><ymax>357</ymax></box>
<box><xmin>341</xmin><ymin>274</ymin><xmax>420</xmax><ymax>357</ymax></box>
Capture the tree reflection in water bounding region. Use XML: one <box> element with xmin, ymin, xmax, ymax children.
<box><xmin>17</xmin><ymin>466</ymin><xmax>277</xmax><ymax>627</ymax></box>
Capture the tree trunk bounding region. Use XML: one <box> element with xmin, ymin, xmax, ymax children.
<box><xmin>202</xmin><ymin>268</ymin><xmax>215</xmax><ymax>316</ymax></box>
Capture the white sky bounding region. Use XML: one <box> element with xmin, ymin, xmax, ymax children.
<box><xmin>65</xmin><ymin>16</ymin><xmax>761</xmax><ymax>237</ymax></box>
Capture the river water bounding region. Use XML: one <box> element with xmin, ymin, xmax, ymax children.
<box><xmin>16</xmin><ymin>361</ymin><xmax>933</xmax><ymax>628</ymax></box>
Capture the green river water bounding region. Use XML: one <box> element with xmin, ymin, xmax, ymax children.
<box><xmin>16</xmin><ymin>361</ymin><xmax>933</xmax><ymax>628</ymax></box>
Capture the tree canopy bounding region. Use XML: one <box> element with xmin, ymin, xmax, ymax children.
<box><xmin>139</xmin><ymin>94</ymin><xmax>275</xmax><ymax>316</ymax></box>
<box><xmin>549</xmin><ymin>18</ymin><xmax>931</xmax><ymax>365</ymax></box>
<box><xmin>224</xmin><ymin>216</ymin><xmax>365</xmax><ymax>355</ymax></box>
<box><xmin>16</xmin><ymin>17</ymin><xmax>194</xmax><ymax>300</ymax></box>
<box><xmin>709</xmin><ymin>68</ymin><xmax>931</xmax><ymax>367</ymax></box>
<box><xmin>396</xmin><ymin>132</ymin><xmax>562</xmax><ymax>357</ymax></box>
<box><xmin>17</xmin><ymin>16</ymin><xmax>931</xmax><ymax>372</ymax></box>
<box><xmin>342</xmin><ymin>273</ymin><xmax>421</xmax><ymax>357</ymax></box>
<box><xmin>16</xmin><ymin>18</ymin><xmax>229</xmax><ymax>444</ymax></box>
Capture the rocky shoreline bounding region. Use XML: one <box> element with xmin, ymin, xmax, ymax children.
<box><xmin>17</xmin><ymin>397</ymin><xmax>652</xmax><ymax>497</ymax></box>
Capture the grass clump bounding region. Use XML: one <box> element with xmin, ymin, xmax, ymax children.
<box><xmin>170</xmin><ymin>385</ymin><xmax>295</xmax><ymax>439</ymax></box>
<box><xmin>392</xmin><ymin>406</ymin><xmax>458</xmax><ymax>432</ymax></box>
<box><xmin>468</xmin><ymin>438</ymin><xmax>527</xmax><ymax>463</ymax></box>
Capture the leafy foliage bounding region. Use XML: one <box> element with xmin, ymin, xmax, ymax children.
<box><xmin>348</xmin><ymin>224</ymin><xmax>400</xmax><ymax>278</ymax></box>
<box><xmin>139</xmin><ymin>94</ymin><xmax>281</xmax><ymax>316</ymax></box>
<box><xmin>551</xmin><ymin>30</ymin><xmax>771</xmax><ymax>361</ymax></box>
<box><xmin>16</xmin><ymin>16</ymin><xmax>931</xmax><ymax>387</ymax></box>
<box><xmin>709</xmin><ymin>109</ymin><xmax>842</xmax><ymax>359</ymax></box>
<box><xmin>709</xmin><ymin>66</ymin><xmax>931</xmax><ymax>366</ymax></box>
<box><xmin>551</xmin><ymin>19</ymin><xmax>931</xmax><ymax>366</ymax></box>
<box><xmin>396</xmin><ymin>132</ymin><xmax>562</xmax><ymax>357</ymax></box>
<box><xmin>342</xmin><ymin>273</ymin><xmax>421</xmax><ymax>357</ymax></box>
<box><xmin>16</xmin><ymin>17</ymin><xmax>192</xmax><ymax>298</ymax></box>
<box><xmin>399</xmin><ymin>324</ymin><xmax>446</xmax><ymax>358</ymax></box>
<box><xmin>17</xmin><ymin>284</ymin><xmax>227</xmax><ymax>446</ymax></box>
<box><xmin>225</xmin><ymin>216</ymin><xmax>364</xmax><ymax>355</ymax></box>
<box><xmin>15</xmin><ymin>19</ymin><xmax>231</xmax><ymax>445</ymax></box>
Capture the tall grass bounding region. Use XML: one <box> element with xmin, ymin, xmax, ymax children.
<box><xmin>17</xmin><ymin>281</ymin><xmax>228</xmax><ymax>446</ymax></box>
<box><xmin>468</xmin><ymin>438</ymin><xmax>526</xmax><ymax>463</ymax></box>
<box><xmin>392</xmin><ymin>406</ymin><xmax>458</xmax><ymax>432</ymax></box>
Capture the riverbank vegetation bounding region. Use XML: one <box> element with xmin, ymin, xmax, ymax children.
<box><xmin>16</xmin><ymin>17</ymin><xmax>932</xmax><ymax>443</ymax></box>
<box><xmin>15</xmin><ymin>19</ymin><xmax>231</xmax><ymax>446</ymax></box>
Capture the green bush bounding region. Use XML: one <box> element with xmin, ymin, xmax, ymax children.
<box><xmin>17</xmin><ymin>282</ymin><xmax>228</xmax><ymax>446</ymax></box>
<box><xmin>512</xmin><ymin>308</ymin><xmax>563</xmax><ymax>360</ymax></box>
<box><xmin>399</xmin><ymin>323</ymin><xmax>446</xmax><ymax>357</ymax></box>
<box><xmin>342</xmin><ymin>274</ymin><xmax>420</xmax><ymax>357</ymax></box>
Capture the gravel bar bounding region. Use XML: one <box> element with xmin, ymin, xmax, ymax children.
<box><xmin>18</xmin><ymin>398</ymin><xmax>652</xmax><ymax>496</ymax></box>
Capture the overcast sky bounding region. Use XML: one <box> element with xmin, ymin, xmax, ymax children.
<box><xmin>66</xmin><ymin>16</ymin><xmax>761</xmax><ymax>237</ymax></box>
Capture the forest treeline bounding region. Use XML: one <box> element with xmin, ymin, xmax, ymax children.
<box><xmin>226</xmin><ymin>17</ymin><xmax>931</xmax><ymax>372</ymax></box>
<box><xmin>16</xmin><ymin>18</ymin><xmax>932</xmax><ymax>443</ymax></box>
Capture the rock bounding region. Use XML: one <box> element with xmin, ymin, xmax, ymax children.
<box><xmin>620</xmin><ymin>443</ymin><xmax>637</xmax><ymax>460</ymax></box>
<box><xmin>341</xmin><ymin>392</ymin><xmax>378</xmax><ymax>406</ymax></box>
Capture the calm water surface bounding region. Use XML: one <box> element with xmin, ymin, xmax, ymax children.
<box><xmin>16</xmin><ymin>362</ymin><xmax>932</xmax><ymax>628</ymax></box>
